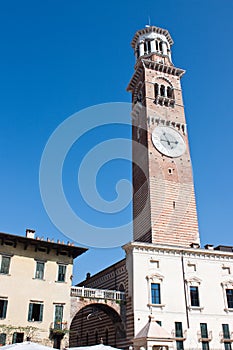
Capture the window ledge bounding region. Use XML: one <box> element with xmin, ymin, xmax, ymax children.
<box><xmin>188</xmin><ymin>306</ymin><xmax>204</xmax><ymax>311</ymax></box>
<box><xmin>32</xmin><ymin>278</ymin><xmax>46</xmax><ymax>281</ymax></box>
<box><xmin>28</xmin><ymin>321</ymin><xmax>42</xmax><ymax>323</ymax></box>
<box><xmin>147</xmin><ymin>303</ymin><xmax>165</xmax><ymax>308</ymax></box>
<box><xmin>55</xmin><ymin>281</ymin><xmax>67</xmax><ymax>284</ymax></box>
<box><xmin>224</xmin><ymin>308</ymin><xmax>233</xmax><ymax>313</ymax></box>
<box><xmin>0</xmin><ymin>273</ymin><xmax>11</xmax><ymax>276</ymax></box>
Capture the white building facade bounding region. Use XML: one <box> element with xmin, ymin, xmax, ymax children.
<box><xmin>124</xmin><ymin>242</ymin><xmax>233</xmax><ymax>350</ymax></box>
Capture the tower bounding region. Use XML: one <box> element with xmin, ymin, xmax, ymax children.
<box><xmin>127</xmin><ymin>26</ymin><xmax>200</xmax><ymax>247</ymax></box>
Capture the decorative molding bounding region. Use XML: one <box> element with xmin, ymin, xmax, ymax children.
<box><xmin>146</xmin><ymin>272</ymin><xmax>164</xmax><ymax>282</ymax></box>
<box><xmin>185</xmin><ymin>276</ymin><xmax>202</xmax><ymax>285</ymax></box>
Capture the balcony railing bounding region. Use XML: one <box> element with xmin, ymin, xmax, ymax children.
<box><xmin>50</xmin><ymin>321</ymin><xmax>68</xmax><ymax>335</ymax></box>
<box><xmin>197</xmin><ymin>330</ymin><xmax>212</xmax><ymax>342</ymax></box>
<box><xmin>220</xmin><ymin>331</ymin><xmax>233</xmax><ymax>343</ymax></box>
<box><xmin>171</xmin><ymin>329</ymin><xmax>187</xmax><ymax>340</ymax></box>
<box><xmin>71</xmin><ymin>286</ymin><xmax>125</xmax><ymax>301</ymax></box>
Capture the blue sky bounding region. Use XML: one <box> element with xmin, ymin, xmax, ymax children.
<box><xmin>0</xmin><ymin>0</ymin><xmax>233</xmax><ymax>284</ymax></box>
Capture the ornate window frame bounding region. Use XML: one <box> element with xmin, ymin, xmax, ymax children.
<box><xmin>185</xmin><ymin>276</ymin><xmax>204</xmax><ymax>311</ymax></box>
<box><xmin>146</xmin><ymin>272</ymin><xmax>165</xmax><ymax>309</ymax></box>
<box><xmin>221</xmin><ymin>279</ymin><xmax>233</xmax><ymax>312</ymax></box>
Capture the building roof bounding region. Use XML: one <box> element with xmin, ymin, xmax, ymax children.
<box><xmin>0</xmin><ymin>230</ymin><xmax>87</xmax><ymax>259</ymax></box>
<box><xmin>131</xmin><ymin>26</ymin><xmax>174</xmax><ymax>48</ymax></box>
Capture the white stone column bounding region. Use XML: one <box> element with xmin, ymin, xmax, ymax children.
<box><xmin>139</xmin><ymin>41</ymin><xmax>144</xmax><ymax>56</ymax></box>
<box><xmin>162</xmin><ymin>41</ymin><xmax>168</xmax><ymax>55</ymax></box>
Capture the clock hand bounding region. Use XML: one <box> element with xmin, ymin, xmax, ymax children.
<box><xmin>160</xmin><ymin>138</ymin><xmax>171</xmax><ymax>145</ymax></box>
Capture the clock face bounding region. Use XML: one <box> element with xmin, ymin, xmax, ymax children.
<box><xmin>152</xmin><ymin>126</ymin><xmax>186</xmax><ymax>158</ymax></box>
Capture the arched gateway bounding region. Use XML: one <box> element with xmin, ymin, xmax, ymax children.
<box><xmin>69</xmin><ymin>302</ymin><xmax>126</xmax><ymax>348</ymax></box>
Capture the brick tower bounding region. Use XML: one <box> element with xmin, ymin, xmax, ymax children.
<box><xmin>127</xmin><ymin>26</ymin><xmax>200</xmax><ymax>247</ymax></box>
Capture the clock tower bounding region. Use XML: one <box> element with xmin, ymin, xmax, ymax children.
<box><xmin>127</xmin><ymin>25</ymin><xmax>200</xmax><ymax>247</ymax></box>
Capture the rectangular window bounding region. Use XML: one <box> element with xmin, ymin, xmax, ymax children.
<box><xmin>0</xmin><ymin>299</ymin><xmax>8</xmax><ymax>319</ymax></box>
<box><xmin>190</xmin><ymin>286</ymin><xmax>200</xmax><ymax>307</ymax></box>
<box><xmin>12</xmin><ymin>333</ymin><xmax>24</xmax><ymax>344</ymax></box>
<box><xmin>0</xmin><ymin>333</ymin><xmax>6</xmax><ymax>346</ymax></box>
<box><xmin>176</xmin><ymin>341</ymin><xmax>184</xmax><ymax>350</ymax></box>
<box><xmin>57</xmin><ymin>265</ymin><xmax>66</xmax><ymax>282</ymax></box>
<box><xmin>54</xmin><ymin>304</ymin><xmax>64</xmax><ymax>329</ymax></box>
<box><xmin>35</xmin><ymin>262</ymin><xmax>45</xmax><ymax>279</ymax></box>
<box><xmin>175</xmin><ymin>322</ymin><xmax>183</xmax><ymax>338</ymax></box>
<box><xmin>200</xmin><ymin>323</ymin><xmax>208</xmax><ymax>339</ymax></box>
<box><xmin>28</xmin><ymin>303</ymin><xmax>43</xmax><ymax>322</ymax></box>
<box><xmin>226</xmin><ymin>289</ymin><xmax>233</xmax><ymax>308</ymax></box>
<box><xmin>0</xmin><ymin>256</ymin><xmax>10</xmax><ymax>274</ymax></box>
<box><xmin>202</xmin><ymin>342</ymin><xmax>209</xmax><ymax>350</ymax></box>
<box><xmin>224</xmin><ymin>343</ymin><xmax>232</xmax><ymax>350</ymax></box>
<box><xmin>223</xmin><ymin>324</ymin><xmax>231</xmax><ymax>339</ymax></box>
<box><xmin>151</xmin><ymin>283</ymin><xmax>161</xmax><ymax>304</ymax></box>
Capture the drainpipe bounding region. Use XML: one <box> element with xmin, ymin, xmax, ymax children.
<box><xmin>181</xmin><ymin>253</ymin><xmax>190</xmax><ymax>329</ymax></box>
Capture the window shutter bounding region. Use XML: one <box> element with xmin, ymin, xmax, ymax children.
<box><xmin>28</xmin><ymin>303</ymin><xmax>33</xmax><ymax>321</ymax></box>
<box><xmin>2</xmin><ymin>300</ymin><xmax>7</xmax><ymax>319</ymax></box>
<box><xmin>12</xmin><ymin>333</ymin><xmax>17</xmax><ymax>344</ymax></box>
<box><xmin>39</xmin><ymin>304</ymin><xmax>44</xmax><ymax>322</ymax></box>
<box><xmin>1</xmin><ymin>257</ymin><xmax>10</xmax><ymax>274</ymax></box>
<box><xmin>0</xmin><ymin>333</ymin><xmax>6</xmax><ymax>345</ymax></box>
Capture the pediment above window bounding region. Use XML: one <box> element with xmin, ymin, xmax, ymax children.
<box><xmin>185</xmin><ymin>276</ymin><xmax>202</xmax><ymax>285</ymax></box>
<box><xmin>146</xmin><ymin>272</ymin><xmax>164</xmax><ymax>282</ymax></box>
<box><xmin>221</xmin><ymin>279</ymin><xmax>233</xmax><ymax>288</ymax></box>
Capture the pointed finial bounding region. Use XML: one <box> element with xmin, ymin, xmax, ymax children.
<box><xmin>145</xmin><ymin>16</ymin><xmax>151</xmax><ymax>28</ymax></box>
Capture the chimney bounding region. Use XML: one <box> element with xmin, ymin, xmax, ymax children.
<box><xmin>86</xmin><ymin>272</ymin><xmax>91</xmax><ymax>280</ymax></box>
<box><xmin>26</xmin><ymin>229</ymin><xmax>35</xmax><ymax>239</ymax></box>
<box><xmin>190</xmin><ymin>242</ymin><xmax>200</xmax><ymax>249</ymax></box>
<box><xmin>204</xmin><ymin>244</ymin><xmax>214</xmax><ymax>250</ymax></box>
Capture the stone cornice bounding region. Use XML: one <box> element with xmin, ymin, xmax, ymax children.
<box><xmin>142</xmin><ymin>59</ymin><xmax>185</xmax><ymax>77</ymax></box>
<box><xmin>127</xmin><ymin>59</ymin><xmax>185</xmax><ymax>92</ymax></box>
<box><xmin>122</xmin><ymin>241</ymin><xmax>233</xmax><ymax>260</ymax></box>
<box><xmin>131</xmin><ymin>26</ymin><xmax>174</xmax><ymax>48</ymax></box>
<box><xmin>0</xmin><ymin>231</ymin><xmax>87</xmax><ymax>259</ymax></box>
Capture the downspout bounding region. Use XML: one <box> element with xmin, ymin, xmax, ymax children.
<box><xmin>181</xmin><ymin>252</ymin><xmax>190</xmax><ymax>329</ymax></box>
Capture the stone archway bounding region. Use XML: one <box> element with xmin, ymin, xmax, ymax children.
<box><xmin>69</xmin><ymin>303</ymin><xmax>126</xmax><ymax>348</ymax></box>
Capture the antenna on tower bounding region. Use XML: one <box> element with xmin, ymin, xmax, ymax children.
<box><xmin>145</xmin><ymin>16</ymin><xmax>151</xmax><ymax>28</ymax></box>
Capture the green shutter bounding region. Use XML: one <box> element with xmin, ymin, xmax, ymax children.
<box><xmin>28</xmin><ymin>303</ymin><xmax>33</xmax><ymax>321</ymax></box>
<box><xmin>2</xmin><ymin>300</ymin><xmax>7</xmax><ymax>318</ymax></box>
<box><xmin>0</xmin><ymin>333</ymin><xmax>6</xmax><ymax>345</ymax></box>
<box><xmin>12</xmin><ymin>333</ymin><xmax>17</xmax><ymax>344</ymax></box>
<box><xmin>58</xmin><ymin>265</ymin><xmax>66</xmax><ymax>282</ymax></box>
<box><xmin>39</xmin><ymin>304</ymin><xmax>43</xmax><ymax>322</ymax></box>
<box><xmin>54</xmin><ymin>305</ymin><xmax>63</xmax><ymax>329</ymax></box>
<box><xmin>1</xmin><ymin>257</ymin><xmax>10</xmax><ymax>274</ymax></box>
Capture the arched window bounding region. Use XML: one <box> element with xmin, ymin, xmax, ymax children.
<box><xmin>167</xmin><ymin>86</ymin><xmax>174</xmax><ymax>99</ymax></box>
<box><xmin>160</xmin><ymin>85</ymin><xmax>165</xmax><ymax>97</ymax></box>
<box><xmin>155</xmin><ymin>40</ymin><xmax>159</xmax><ymax>51</ymax></box>
<box><xmin>159</xmin><ymin>41</ymin><xmax>163</xmax><ymax>53</ymax></box>
<box><xmin>144</xmin><ymin>40</ymin><xmax>151</xmax><ymax>54</ymax></box>
<box><xmin>154</xmin><ymin>83</ymin><xmax>159</xmax><ymax>97</ymax></box>
<box><xmin>118</xmin><ymin>283</ymin><xmax>125</xmax><ymax>292</ymax></box>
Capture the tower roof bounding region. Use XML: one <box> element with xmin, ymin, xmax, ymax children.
<box><xmin>135</xmin><ymin>317</ymin><xmax>173</xmax><ymax>341</ymax></box>
<box><xmin>131</xmin><ymin>26</ymin><xmax>174</xmax><ymax>48</ymax></box>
